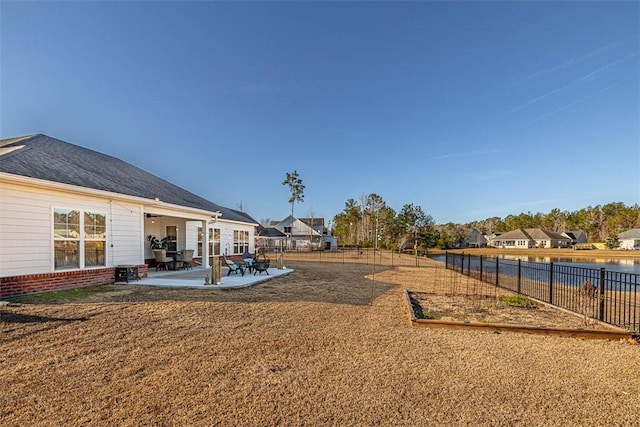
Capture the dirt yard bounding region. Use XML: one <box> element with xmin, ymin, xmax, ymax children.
<box><xmin>2</xmin><ymin>261</ymin><xmax>639</xmax><ymax>426</ymax></box>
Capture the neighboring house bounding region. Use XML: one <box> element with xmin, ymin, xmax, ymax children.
<box><xmin>489</xmin><ymin>228</ymin><xmax>572</xmax><ymax>249</ymax></box>
<box><xmin>561</xmin><ymin>230</ymin><xmax>588</xmax><ymax>247</ymax></box>
<box><xmin>299</xmin><ymin>217</ymin><xmax>338</xmax><ymax>250</ymax></box>
<box><xmin>321</xmin><ymin>228</ymin><xmax>338</xmax><ymax>251</ymax></box>
<box><xmin>299</xmin><ymin>217</ymin><xmax>325</xmax><ymax>234</ymax></box>
<box><xmin>255</xmin><ymin>224</ymin><xmax>288</xmax><ymax>252</ymax></box>
<box><xmin>618</xmin><ymin>229</ymin><xmax>640</xmax><ymax>250</ymax></box>
<box><xmin>489</xmin><ymin>229</ymin><xmax>536</xmax><ymax>249</ymax></box>
<box><xmin>0</xmin><ymin>134</ymin><xmax>258</xmax><ymax>298</ymax></box>
<box><xmin>465</xmin><ymin>228</ymin><xmax>488</xmax><ymax>248</ymax></box>
<box><xmin>272</xmin><ymin>215</ymin><xmax>322</xmax><ymax>250</ymax></box>
<box><xmin>526</xmin><ymin>228</ymin><xmax>572</xmax><ymax>248</ymax></box>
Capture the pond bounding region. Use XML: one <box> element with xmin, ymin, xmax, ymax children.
<box><xmin>427</xmin><ymin>254</ymin><xmax>640</xmax><ymax>274</ymax></box>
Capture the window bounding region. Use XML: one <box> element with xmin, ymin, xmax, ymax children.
<box><xmin>233</xmin><ymin>230</ymin><xmax>249</xmax><ymax>254</ymax></box>
<box><xmin>198</xmin><ymin>227</ymin><xmax>220</xmax><ymax>256</ymax></box>
<box><xmin>197</xmin><ymin>227</ymin><xmax>203</xmax><ymax>256</ymax></box>
<box><xmin>54</xmin><ymin>209</ymin><xmax>80</xmax><ymax>269</ymax></box>
<box><xmin>284</xmin><ymin>226</ymin><xmax>292</xmax><ymax>234</ymax></box>
<box><xmin>84</xmin><ymin>211</ymin><xmax>106</xmax><ymax>267</ymax></box>
<box><xmin>165</xmin><ymin>226</ymin><xmax>177</xmax><ymax>252</ymax></box>
<box><xmin>214</xmin><ymin>228</ymin><xmax>220</xmax><ymax>255</ymax></box>
<box><xmin>54</xmin><ymin>208</ymin><xmax>106</xmax><ymax>270</ymax></box>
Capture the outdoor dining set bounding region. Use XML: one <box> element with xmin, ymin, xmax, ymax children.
<box><xmin>152</xmin><ymin>249</ymin><xmax>194</xmax><ymax>271</ymax></box>
<box><xmin>152</xmin><ymin>249</ymin><xmax>270</xmax><ymax>276</ymax></box>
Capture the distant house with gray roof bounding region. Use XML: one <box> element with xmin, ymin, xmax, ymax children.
<box><xmin>0</xmin><ymin>134</ymin><xmax>258</xmax><ymax>298</ymax></box>
<box><xmin>465</xmin><ymin>228</ymin><xmax>488</xmax><ymax>248</ymax></box>
<box><xmin>299</xmin><ymin>217</ymin><xmax>338</xmax><ymax>250</ymax></box>
<box><xmin>489</xmin><ymin>228</ymin><xmax>572</xmax><ymax>249</ymax></box>
<box><xmin>561</xmin><ymin>230</ymin><xmax>588</xmax><ymax>247</ymax></box>
<box><xmin>272</xmin><ymin>215</ymin><xmax>323</xmax><ymax>250</ymax></box>
<box><xmin>618</xmin><ymin>229</ymin><xmax>640</xmax><ymax>250</ymax></box>
<box><xmin>255</xmin><ymin>224</ymin><xmax>288</xmax><ymax>252</ymax></box>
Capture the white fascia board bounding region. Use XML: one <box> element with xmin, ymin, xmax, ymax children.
<box><xmin>0</xmin><ymin>172</ymin><xmax>223</xmax><ymax>220</ymax></box>
<box><xmin>217</xmin><ymin>218</ymin><xmax>259</xmax><ymax>227</ymax></box>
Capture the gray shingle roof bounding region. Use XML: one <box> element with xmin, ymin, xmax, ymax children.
<box><xmin>525</xmin><ymin>228</ymin><xmax>570</xmax><ymax>241</ymax></box>
<box><xmin>256</xmin><ymin>225</ymin><xmax>287</xmax><ymax>238</ymax></box>
<box><xmin>0</xmin><ymin>134</ymin><xmax>257</xmax><ymax>224</ymax></box>
<box><xmin>492</xmin><ymin>228</ymin><xmax>533</xmax><ymax>240</ymax></box>
<box><xmin>491</xmin><ymin>228</ymin><xmax>571</xmax><ymax>242</ymax></box>
<box><xmin>618</xmin><ymin>228</ymin><xmax>640</xmax><ymax>239</ymax></box>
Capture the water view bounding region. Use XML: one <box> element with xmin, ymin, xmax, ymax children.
<box><xmin>428</xmin><ymin>254</ymin><xmax>640</xmax><ymax>274</ymax></box>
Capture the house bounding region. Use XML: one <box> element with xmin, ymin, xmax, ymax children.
<box><xmin>527</xmin><ymin>228</ymin><xmax>573</xmax><ymax>248</ymax></box>
<box><xmin>489</xmin><ymin>229</ymin><xmax>537</xmax><ymax>249</ymax></box>
<box><xmin>0</xmin><ymin>134</ymin><xmax>258</xmax><ymax>298</ymax></box>
<box><xmin>618</xmin><ymin>229</ymin><xmax>640</xmax><ymax>250</ymax></box>
<box><xmin>488</xmin><ymin>228</ymin><xmax>572</xmax><ymax>249</ymax></box>
<box><xmin>321</xmin><ymin>227</ymin><xmax>338</xmax><ymax>251</ymax></box>
<box><xmin>299</xmin><ymin>217</ymin><xmax>325</xmax><ymax>234</ymax></box>
<box><xmin>272</xmin><ymin>215</ymin><xmax>322</xmax><ymax>250</ymax></box>
<box><xmin>561</xmin><ymin>230</ymin><xmax>588</xmax><ymax>247</ymax></box>
<box><xmin>255</xmin><ymin>224</ymin><xmax>288</xmax><ymax>252</ymax></box>
<box><xmin>465</xmin><ymin>228</ymin><xmax>488</xmax><ymax>248</ymax></box>
<box><xmin>299</xmin><ymin>217</ymin><xmax>338</xmax><ymax>250</ymax></box>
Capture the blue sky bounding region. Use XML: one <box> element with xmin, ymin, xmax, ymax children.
<box><xmin>2</xmin><ymin>1</ymin><xmax>639</xmax><ymax>225</ymax></box>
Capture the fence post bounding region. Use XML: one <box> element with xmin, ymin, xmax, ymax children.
<box><xmin>467</xmin><ymin>253</ymin><xmax>471</xmax><ymax>276</ymax></box>
<box><xmin>517</xmin><ymin>259</ymin><xmax>521</xmax><ymax>294</ymax></box>
<box><xmin>479</xmin><ymin>255</ymin><xmax>483</xmax><ymax>282</ymax></box>
<box><xmin>211</xmin><ymin>256</ymin><xmax>222</xmax><ymax>285</ymax></box>
<box><xmin>461</xmin><ymin>254</ymin><xmax>465</xmax><ymax>275</ymax></box>
<box><xmin>599</xmin><ymin>267</ymin><xmax>606</xmax><ymax>322</ymax></box>
<box><xmin>549</xmin><ymin>262</ymin><xmax>554</xmax><ymax>305</ymax></box>
<box><xmin>495</xmin><ymin>257</ymin><xmax>499</xmax><ymax>287</ymax></box>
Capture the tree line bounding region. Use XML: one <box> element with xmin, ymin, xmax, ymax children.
<box><xmin>331</xmin><ymin>196</ymin><xmax>640</xmax><ymax>250</ymax></box>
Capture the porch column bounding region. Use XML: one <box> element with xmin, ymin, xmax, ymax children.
<box><xmin>202</xmin><ymin>220</ymin><xmax>210</xmax><ymax>268</ymax></box>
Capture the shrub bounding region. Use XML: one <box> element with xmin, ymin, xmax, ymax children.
<box><xmin>499</xmin><ymin>295</ymin><xmax>537</xmax><ymax>309</ymax></box>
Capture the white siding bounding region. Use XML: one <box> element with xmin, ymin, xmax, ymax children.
<box><xmin>219</xmin><ymin>222</ymin><xmax>255</xmax><ymax>255</ymax></box>
<box><xmin>0</xmin><ymin>182</ymin><xmax>143</xmax><ymax>277</ymax></box>
<box><xmin>620</xmin><ymin>239</ymin><xmax>640</xmax><ymax>250</ymax></box>
<box><xmin>110</xmin><ymin>202</ymin><xmax>144</xmax><ymax>266</ymax></box>
<box><xmin>185</xmin><ymin>221</ymin><xmax>201</xmax><ymax>254</ymax></box>
<box><xmin>181</xmin><ymin>221</ymin><xmax>255</xmax><ymax>257</ymax></box>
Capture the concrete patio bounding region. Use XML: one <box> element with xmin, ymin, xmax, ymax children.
<box><xmin>116</xmin><ymin>266</ymin><xmax>294</xmax><ymax>289</ymax></box>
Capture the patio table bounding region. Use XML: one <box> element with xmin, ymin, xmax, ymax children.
<box><xmin>243</xmin><ymin>258</ymin><xmax>254</xmax><ymax>273</ymax></box>
<box><xmin>166</xmin><ymin>251</ymin><xmax>183</xmax><ymax>270</ymax></box>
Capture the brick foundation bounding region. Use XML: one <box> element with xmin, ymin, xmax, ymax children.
<box><xmin>0</xmin><ymin>264</ymin><xmax>149</xmax><ymax>299</ymax></box>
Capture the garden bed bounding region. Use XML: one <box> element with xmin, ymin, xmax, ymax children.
<box><xmin>405</xmin><ymin>290</ymin><xmax>634</xmax><ymax>340</ymax></box>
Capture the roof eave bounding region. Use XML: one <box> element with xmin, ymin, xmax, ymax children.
<box><xmin>0</xmin><ymin>172</ymin><xmax>224</xmax><ymax>219</ymax></box>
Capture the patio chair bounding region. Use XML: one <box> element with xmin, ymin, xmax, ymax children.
<box><xmin>242</xmin><ymin>252</ymin><xmax>254</xmax><ymax>273</ymax></box>
<box><xmin>153</xmin><ymin>249</ymin><xmax>170</xmax><ymax>271</ymax></box>
<box><xmin>253</xmin><ymin>254</ymin><xmax>270</xmax><ymax>275</ymax></box>
<box><xmin>222</xmin><ymin>255</ymin><xmax>244</xmax><ymax>276</ymax></box>
<box><xmin>178</xmin><ymin>249</ymin><xmax>194</xmax><ymax>270</ymax></box>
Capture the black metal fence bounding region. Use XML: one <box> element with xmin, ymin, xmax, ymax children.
<box><xmin>282</xmin><ymin>247</ymin><xmax>432</xmax><ymax>267</ymax></box>
<box><xmin>446</xmin><ymin>252</ymin><xmax>640</xmax><ymax>333</ymax></box>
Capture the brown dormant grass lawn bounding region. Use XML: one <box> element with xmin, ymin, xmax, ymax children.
<box><xmin>2</xmin><ymin>259</ymin><xmax>639</xmax><ymax>426</ymax></box>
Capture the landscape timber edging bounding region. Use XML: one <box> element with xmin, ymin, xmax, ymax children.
<box><xmin>404</xmin><ymin>289</ymin><xmax>636</xmax><ymax>341</ymax></box>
